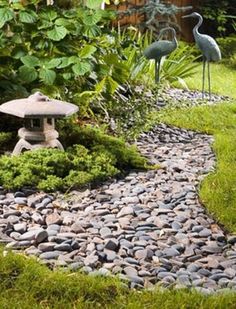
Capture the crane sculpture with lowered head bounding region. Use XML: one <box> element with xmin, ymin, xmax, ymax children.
<box><xmin>143</xmin><ymin>27</ymin><xmax>178</xmax><ymax>83</ymax></box>
<box><xmin>182</xmin><ymin>12</ymin><xmax>221</xmax><ymax>100</ymax></box>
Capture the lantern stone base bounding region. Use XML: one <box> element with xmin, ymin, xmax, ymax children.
<box><xmin>12</xmin><ymin>127</ymin><xmax>64</xmax><ymax>155</ymax></box>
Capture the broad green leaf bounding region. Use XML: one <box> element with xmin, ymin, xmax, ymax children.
<box><xmin>72</xmin><ymin>62</ymin><xmax>91</xmax><ymax>76</ymax></box>
<box><xmin>0</xmin><ymin>8</ymin><xmax>14</xmax><ymax>28</ymax></box>
<box><xmin>40</xmin><ymin>10</ymin><xmax>58</xmax><ymax>21</ymax></box>
<box><xmin>57</xmin><ymin>57</ymin><xmax>70</xmax><ymax>69</ymax></box>
<box><xmin>44</xmin><ymin>58</ymin><xmax>61</xmax><ymax>69</ymax></box>
<box><xmin>39</xmin><ymin>68</ymin><xmax>56</xmax><ymax>85</ymax></box>
<box><xmin>19</xmin><ymin>11</ymin><xmax>37</xmax><ymax>23</ymax></box>
<box><xmin>38</xmin><ymin>20</ymin><xmax>52</xmax><ymax>30</ymax></box>
<box><xmin>84</xmin><ymin>25</ymin><xmax>101</xmax><ymax>37</ymax></box>
<box><xmin>21</xmin><ymin>55</ymin><xmax>40</xmax><ymax>68</ymax></box>
<box><xmin>85</xmin><ymin>0</ymin><xmax>103</xmax><ymax>9</ymax></box>
<box><xmin>79</xmin><ymin>45</ymin><xmax>97</xmax><ymax>59</ymax></box>
<box><xmin>83</xmin><ymin>11</ymin><xmax>102</xmax><ymax>25</ymax></box>
<box><xmin>19</xmin><ymin>66</ymin><xmax>38</xmax><ymax>83</ymax></box>
<box><xmin>95</xmin><ymin>78</ymin><xmax>106</xmax><ymax>93</ymax></box>
<box><xmin>47</xmin><ymin>26</ymin><xmax>68</xmax><ymax>41</ymax></box>
<box><xmin>68</xmin><ymin>56</ymin><xmax>80</xmax><ymax>65</ymax></box>
<box><xmin>55</xmin><ymin>18</ymin><xmax>71</xmax><ymax>28</ymax></box>
<box><xmin>62</xmin><ymin>73</ymin><xmax>72</xmax><ymax>80</ymax></box>
<box><xmin>106</xmin><ymin>76</ymin><xmax>119</xmax><ymax>94</ymax></box>
<box><xmin>12</xmin><ymin>47</ymin><xmax>26</xmax><ymax>59</ymax></box>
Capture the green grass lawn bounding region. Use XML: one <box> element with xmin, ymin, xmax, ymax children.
<box><xmin>0</xmin><ymin>248</ymin><xmax>236</xmax><ymax>309</ymax></box>
<box><xmin>185</xmin><ymin>62</ymin><xmax>236</xmax><ymax>98</ymax></box>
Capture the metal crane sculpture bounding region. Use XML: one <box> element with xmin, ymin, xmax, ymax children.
<box><xmin>182</xmin><ymin>12</ymin><xmax>221</xmax><ymax>100</ymax></box>
<box><xmin>143</xmin><ymin>27</ymin><xmax>178</xmax><ymax>83</ymax></box>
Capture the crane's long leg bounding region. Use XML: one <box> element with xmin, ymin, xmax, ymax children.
<box><xmin>157</xmin><ymin>59</ymin><xmax>161</xmax><ymax>83</ymax></box>
<box><xmin>155</xmin><ymin>59</ymin><xmax>157</xmax><ymax>83</ymax></box>
<box><xmin>202</xmin><ymin>59</ymin><xmax>206</xmax><ymax>99</ymax></box>
<box><xmin>155</xmin><ymin>59</ymin><xmax>161</xmax><ymax>83</ymax></box>
<box><xmin>208</xmin><ymin>61</ymin><xmax>211</xmax><ymax>101</ymax></box>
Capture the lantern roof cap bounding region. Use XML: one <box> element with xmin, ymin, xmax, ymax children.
<box><xmin>0</xmin><ymin>92</ymin><xmax>78</xmax><ymax>118</ymax></box>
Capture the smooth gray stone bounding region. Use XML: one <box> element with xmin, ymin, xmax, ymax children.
<box><xmin>10</xmin><ymin>231</ymin><xmax>21</xmax><ymax>240</ymax></box>
<box><xmin>100</xmin><ymin>227</ymin><xmax>112</xmax><ymax>238</ymax></box>
<box><xmin>177</xmin><ymin>275</ymin><xmax>191</xmax><ymax>287</ymax></box>
<box><xmin>46</xmin><ymin>229</ymin><xmax>58</xmax><ymax>237</ymax></box>
<box><xmin>117</xmin><ymin>206</ymin><xmax>134</xmax><ymax>218</ymax></box>
<box><xmin>3</xmin><ymin>211</ymin><xmax>21</xmax><ymax>218</ymax></box>
<box><xmin>104</xmin><ymin>249</ymin><xmax>116</xmax><ymax>262</ymax></box>
<box><xmin>128</xmin><ymin>275</ymin><xmax>144</xmax><ymax>285</ymax></box>
<box><xmin>171</xmin><ymin>221</ymin><xmax>182</xmax><ymax>231</ymax></box>
<box><xmin>138</xmin><ymin>270</ymin><xmax>151</xmax><ymax>277</ymax></box>
<box><xmin>32</xmin><ymin>213</ymin><xmax>44</xmax><ymax>225</ymax></box>
<box><xmin>35</xmin><ymin>230</ymin><xmax>48</xmax><ymax>244</ymax></box>
<box><xmin>104</xmin><ymin>239</ymin><xmax>119</xmax><ymax>251</ymax></box>
<box><xmin>54</xmin><ymin>243</ymin><xmax>72</xmax><ymax>252</ymax></box>
<box><xmin>163</xmin><ymin>247</ymin><xmax>180</xmax><ymax>257</ymax></box>
<box><xmin>197</xmin><ymin>269</ymin><xmax>212</xmax><ymax>277</ymax></box>
<box><xmin>228</xmin><ymin>236</ymin><xmax>236</xmax><ymax>245</ymax></box>
<box><xmin>157</xmin><ymin>272</ymin><xmax>177</xmax><ymax>279</ymax></box>
<box><xmin>201</xmin><ymin>245</ymin><xmax>222</xmax><ymax>254</ymax></box>
<box><xmin>199</xmin><ymin>228</ymin><xmax>212</xmax><ymax>237</ymax></box>
<box><xmin>38</xmin><ymin>242</ymin><xmax>56</xmax><ymax>252</ymax></box>
<box><xmin>187</xmin><ymin>263</ymin><xmax>200</xmax><ymax>273</ymax></box>
<box><xmin>14</xmin><ymin>197</ymin><xmax>27</xmax><ymax>205</ymax></box>
<box><xmin>71</xmin><ymin>240</ymin><xmax>80</xmax><ymax>250</ymax></box>
<box><xmin>209</xmin><ymin>273</ymin><xmax>230</xmax><ymax>281</ymax></box>
<box><xmin>97</xmin><ymin>268</ymin><xmax>111</xmax><ymax>276</ymax></box>
<box><xmin>6</xmin><ymin>240</ymin><xmax>32</xmax><ymax>248</ymax></box>
<box><xmin>13</xmin><ymin>223</ymin><xmax>27</xmax><ymax>234</ymax></box>
<box><xmin>218</xmin><ymin>278</ymin><xmax>231</xmax><ymax>288</ymax></box>
<box><xmin>19</xmin><ymin>230</ymin><xmax>41</xmax><ymax>241</ymax></box>
<box><xmin>14</xmin><ymin>192</ymin><xmax>25</xmax><ymax>198</ymax></box>
<box><xmin>39</xmin><ymin>251</ymin><xmax>60</xmax><ymax>260</ymax></box>
<box><xmin>192</xmin><ymin>225</ymin><xmax>204</xmax><ymax>233</ymax></box>
<box><xmin>69</xmin><ymin>262</ymin><xmax>83</xmax><ymax>271</ymax></box>
<box><xmin>124</xmin><ymin>257</ymin><xmax>140</xmax><ymax>265</ymax></box>
<box><xmin>124</xmin><ymin>266</ymin><xmax>138</xmax><ymax>277</ymax></box>
<box><xmin>47</xmin><ymin>224</ymin><xmax>61</xmax><ymax>231</ymax></box>
<box><xmin>84</xmin><ymin>254</ymin><xmax>98</xmax><ymax>267</ymax></box>
<box><xmin>81</xmin><ymin>266</ymin><xmax>93</xmax><ymax>273</ymax></box>
<box><xmin>41</xmin><ymin>197</ymin><xmax>52</xmax><ymax>208</ymax></box>
<box><xmin>25</xmin><ymin>246</ymin><xmax>41</xmax><ymax>256</ymax></box>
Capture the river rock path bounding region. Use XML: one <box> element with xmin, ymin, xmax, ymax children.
<box><xmin>0</xmin><ymin>123</ymin><xmax>236</xmax><ymax>293</ymax></box>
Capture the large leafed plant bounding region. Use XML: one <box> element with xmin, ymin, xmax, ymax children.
<box><xmin>0</xmin><ymin>0</ymin><xmax>129</xmax><ymax>109</ymax></box>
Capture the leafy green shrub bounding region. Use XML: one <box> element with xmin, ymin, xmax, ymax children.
<box><xmin>0</xmin><ymin>0</ymin><xmax>131</xmax><ymax>107</ymax></box>
<box><xmin>217</xmin><ymin>36</ymin><xmax>236</xmax><ymax>58</ymax></box>
<box><xmin>216</xmin><ymin>36</ymin><xmax>236</xmax><ymax>68</ymax></box>
<box><xmin>199</xmin><ymin>0</ymin><xmax>235</xmax><ymax>36</ymax></box>
<box><xmin>0</xmin><ymin>132</ymin><xmax>12</xmax><ymax>150</ymax></box>
<box><xmin>0</xmin><ymin>125</ymin><xmax>147</xmax><ymax>191</ymax></box>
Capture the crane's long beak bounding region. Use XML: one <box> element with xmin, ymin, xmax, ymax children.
<box><xmin>182</xmin><ymin>14</ymin><xmax>192</xmax><ymax>19</ymax></box>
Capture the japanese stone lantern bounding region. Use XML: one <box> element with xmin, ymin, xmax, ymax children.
<box><xmin>0</xmin><ymin>92</ymin><xmax>78</xmax><ymax>155</ymax></box>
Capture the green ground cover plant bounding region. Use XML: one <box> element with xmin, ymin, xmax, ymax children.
<box><xmin>0</xmin><ymin>247</ymin><xmax>236</xmax><ymax>309</ymax></box>
<box><xmin>0</xmin><ymin>124</ymin><xmax>147</xmax><ymax>192</ymax></box>
<box><xmin>155</xmin><ymin>102</ymin><xmax>236</xmax><ymax>232</ymax></box>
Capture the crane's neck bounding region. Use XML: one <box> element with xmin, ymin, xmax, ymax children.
<box><xmin>170</xmin><ymin>28</ymin><xmax>178</xmax><ymax>47</ymax></box>
<box><xmin>193</xmin><ymin>14</ymin><xmax>203</xmax><ymax>40</ymax></box>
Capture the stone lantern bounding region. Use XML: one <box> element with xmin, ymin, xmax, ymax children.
<box><xmin>0</xmin><ymin>92</ymin><xmax>78</xmax><ymax>155</ymax></box>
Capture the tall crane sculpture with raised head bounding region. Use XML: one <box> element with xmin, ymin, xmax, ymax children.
<box><xmin>144</xmin><ymin>27</ymin><xmax>178</xmax><ymax>83</ymax></box>
<box><xmin>182</xmin><ymin>12</ymin><xmax>221</xmax><ymax>100</ymax></box>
